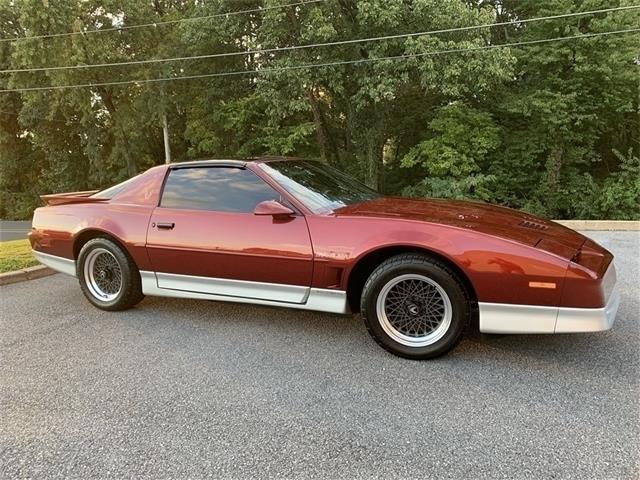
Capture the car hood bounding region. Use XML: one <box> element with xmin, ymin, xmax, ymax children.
<box><xmin>334</xmin><ymin>197</ymin><xmax>587</xmax><ymax>260</ymax></box>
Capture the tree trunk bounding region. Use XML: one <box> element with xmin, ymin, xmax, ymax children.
<box><xmin>162</xmin><ymin>113</ymin><xmax>171</xmax><ymax>164</ymax></box>
<box><xmin>305</xmin><ymin>87</ymin><xmax>332</xmax><ymax>162</ymax></box>
<box><xmin>365</xmin><ymin>134</ymin><xmax>384</xmax><ymax>191</ymax></box>
<box><xmin>546</xmin><ymin>145</ymin><xmax>563</xmax><ymax>193</ymax></box>
<box><xmin>98</xmin><ymin>87</ymin><xmax>136</xmax><ymax>177</ymax></box>
<box><xmin>79</xmin><ymin>37</ymin><xmax>136</xmax><ymax>177</ymax></box>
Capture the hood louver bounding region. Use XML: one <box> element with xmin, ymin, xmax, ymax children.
<box><xmin>518</xmin><ymin>219</ymin><xmax>549</xmax><ymax>231</ymax></box>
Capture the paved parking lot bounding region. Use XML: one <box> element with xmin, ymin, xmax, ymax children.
<box><xmin>1</xmin><ymin>232</ymin><xmax>638</xmax><ymax>479</ymax></box>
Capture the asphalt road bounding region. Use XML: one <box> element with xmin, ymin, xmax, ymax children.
<box><xmin>0</xmin><ymin>221</ymin><xmax>31</xmax><ymax>241</ymax></box>
<box><xmin>1</xmin><ymin>231</ymin><xmax>638</xmax><ymax>479</ymax></box>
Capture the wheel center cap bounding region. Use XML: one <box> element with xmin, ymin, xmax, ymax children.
<box><xmin>407</xmin><ymin>303</ymin><xmax>420</xmax><ymax>316</ymax></box>
<box><xmin>99</xmin><ymin>270</ymin><xmax>107</xmax><ymax>279</ymax></box>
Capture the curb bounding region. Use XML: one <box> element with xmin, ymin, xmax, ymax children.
<box><xmin>554</xmin><ymin>220</ymin><xmax>640</xmax><ymax>231</ymax></box>
<box><xmin>0</xmin><ymin>265</ymin><xmax>55</xmax><ymax>286</ymax></box>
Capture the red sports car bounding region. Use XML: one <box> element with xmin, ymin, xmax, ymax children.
<box><xmin>29</xmin><ymin>158</ymin><xmax>619</xmax><ymax>359</ymax></box>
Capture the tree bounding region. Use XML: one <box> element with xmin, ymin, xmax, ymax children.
<box><xmin>0</xmin><ymin>0</ymin><xmax>637</xmax><ymax>220</ymax></box>
<box><xmin>485</xmin><ymin>0</ymin><xmax>640</xmax><ymax>218</ymax></box>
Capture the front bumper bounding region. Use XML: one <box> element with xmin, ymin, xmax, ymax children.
<box><xmin>479</xmin><ymin>262</ymin><xmax>620</xmax><ymax>334</ymax></box>
<box><xmin>479</xmin><ymin>290</ymin><xmax>620</xmax><ymax>334</ymax></box>
<box><xmin>554</xmin><ymin>285</ymin><xmax>619</xmax><ymax>333</ymax></box>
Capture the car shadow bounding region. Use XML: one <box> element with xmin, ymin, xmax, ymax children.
<box><xmin>136</xmin><ymin>294</ymin><xmax>638</xmax><ymax>376</ymax></box>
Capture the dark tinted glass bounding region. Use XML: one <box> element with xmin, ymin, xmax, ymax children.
<box><xmin>258</xmin><ymin>160</ymin><xmax>381</xmax><ymax>213</ymax></box>
<box><xmin>161</xmin><ymin>167</ymin><xmax>279</xmax><ymax>213</ymax></box>
<box><xmin>92</xmin><ymin>174</ymin><xmax>141</xmax><ymax>199</ymax></box>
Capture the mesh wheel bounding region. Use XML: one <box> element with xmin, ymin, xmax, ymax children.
<box><xmin>77</xmin><ymin>237</ymin><xmax>144</xmax><ymax>311</ymax></box>
<box><xmin>361</xmin><ymin>253</ymin><xmax>470</xmax><ymax>359</ymax></box>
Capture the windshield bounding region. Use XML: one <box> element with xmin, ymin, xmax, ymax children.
<box><xmin>258</xmin><ymin>160</ymin><xmax>381</xmax><ymax>213</ymax></box>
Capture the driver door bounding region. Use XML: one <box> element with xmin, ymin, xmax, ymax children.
<box><xmin>145</xmin><ymin>165</ymin><xmax>313</xmax><ymax>303</ymax></box>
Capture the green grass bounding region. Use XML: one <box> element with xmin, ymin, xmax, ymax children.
<box><xmin>0</xmin><ymin>239</ymin><xmax>39</xmax><ymax>273</ymax></box>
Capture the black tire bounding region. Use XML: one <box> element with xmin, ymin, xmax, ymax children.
<box><xmin>360</xmin><ymin>253</ymin><xmax>470</xmax><ymax>359</ymax></box>
<box><xmin>77</xmin><ymin>237</ymin><xmax>144</xmax><ymax>311</ymax></box>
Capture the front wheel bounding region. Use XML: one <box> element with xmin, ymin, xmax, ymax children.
<box><xmin>77</xmin><ymin>237</ymin><xmax>144</xmax><ymax>311</ymax></box>
<box><xmin>361</xmin><ymin>254</ymin><xmax>470</xmax><ymax>359</ymax></box>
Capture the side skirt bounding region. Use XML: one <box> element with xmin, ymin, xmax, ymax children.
<box><xmin>140</xmin><ymin>271</ymin><xmax>349</xmax><ymax>314</ymax></box>
<box><xmin>155</xmin><ymin>271</ymin><xmax>308</xmax><ymax>304</ymax></box>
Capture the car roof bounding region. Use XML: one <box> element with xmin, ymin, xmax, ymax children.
<box><xmin>169</xmin><ymin>159</ymin><xmax>247</xmax><ymax>169</ymax></box>
<box><xmin>168</xmin><ymin>156</ymin><xmax>307</xmax><ymax>169</ymax></box>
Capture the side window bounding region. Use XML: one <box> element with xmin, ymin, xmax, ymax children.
<box><xmin>160</xmin><ymin>167</ymin><xmax>279</xmax><ymax>213</ymax></box>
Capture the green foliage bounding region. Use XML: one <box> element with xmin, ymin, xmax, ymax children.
<box><xmin>0</xmin><ymin>0</ymin><xmax>638</xmax><ymax>220</ymax></box>
<box><xmin>570</xmin><ymin>149</ymin><xmax>640</xmax><ymax>220</ymax></box>
<box><xmin>403</xmin><ymin>174</ymin><xmax>498</xmax><ymax>201</ymax></box>
<box><xmin>402</xmin><ymin>104</ymin><xmax>501</xmax><ymax>176</ymax></box>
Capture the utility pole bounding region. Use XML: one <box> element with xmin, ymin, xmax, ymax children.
<box><xmin>162</xmin><ymin>113</ymin><xmax>171</xmax><ymax>164</ymax></box>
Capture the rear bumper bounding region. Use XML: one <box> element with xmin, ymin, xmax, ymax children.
<box><xmin>32</xmin><ymin>250</ymin><xmax>76</xmax><ymax>277</ymax></box>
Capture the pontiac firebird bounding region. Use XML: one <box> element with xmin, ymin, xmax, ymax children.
<box><xmin>29</xmin><ymin>158</ymin><xmax>619</xmax><ymax>359</ymax></box>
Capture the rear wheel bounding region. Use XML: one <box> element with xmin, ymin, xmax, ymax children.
<box><xmin>361</xmin><ymin>253</ymin><xmax>469</xmax><ymax>359</ymax></box>
<box><xmin>77</xmin><ymin>238</ymin><xmax>144</xmax><ymax>311</ymax></box>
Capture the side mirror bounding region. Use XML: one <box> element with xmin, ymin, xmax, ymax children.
<box><xmin>253</xmin><ymin>200</ymin><xmax>295</xmax><ymax>218</ymax></box>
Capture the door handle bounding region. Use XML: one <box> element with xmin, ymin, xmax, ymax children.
<box><xmin>156</xmin><ymin>222</ymin><xmax>175</xmax><ymax>230</ymax></box>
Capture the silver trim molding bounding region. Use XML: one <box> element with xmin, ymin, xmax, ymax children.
<box><xmin>141</xmin><ymin>271</ymin><xmax>349</xmax><ymax>314</ymax></box>
<box><xmin>32</xmin><ymin>250</ymin><xmax>76</xmax><ymax>277</ymax></box>
<box><xmin>555</xmin><ymin>287</ymin><xmax>619</xmax><ymax>333</ymax></box>
<box><xmin>156</xmin><ymin>271</ymin><xmax>309</xmax><ymax>304</ymax></box>
<box><xmin>303</xmin><ymin>287</ymin><xmax>350</xmax><ymax>314</ymax></box>
<box><xmin>479</xmin><ymin>287</ymin><xmax>620</xmax><ymax>334</ymax></box>
<box><xmin>479</xmin><ymin>303</ymin><xmax>558</xmax><ymax>333</ymax></box>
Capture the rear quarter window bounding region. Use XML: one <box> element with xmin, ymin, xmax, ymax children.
<box><xmin>92</xmin><ymin>174</ymin><xmax>142</xmax><ymax>199</ymax></box>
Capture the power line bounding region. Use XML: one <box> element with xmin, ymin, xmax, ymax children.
<box><xmin>0</xmin><ymin>0</ymin><xmax>323</xmax><ymax>43</ymax></box>
<box><xmin>2</xmin><ymin>5</ymin><xmax>638</xmax><ymax>74</ymax></box>
<box><xmin>1</xmin><ymin>28</ymin><xmax>637</xmax><ymax>94</ymax></box>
